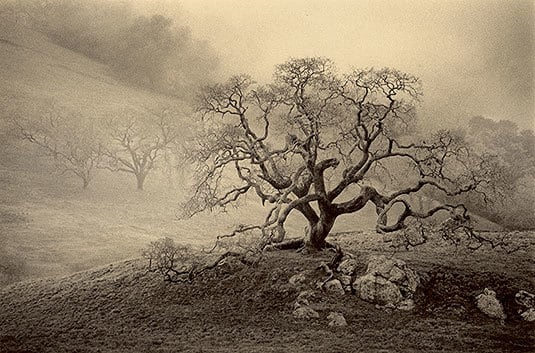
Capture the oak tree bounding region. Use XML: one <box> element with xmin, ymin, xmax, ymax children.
<box><xmin>102</xmin><ymin>109</ymin><xmax>179</xmax><ymax>190</ymax></box>
<box><xmin>182</xmin><ymin>58</ymin><xmax>493</xmax><ymax>251</ymax></box>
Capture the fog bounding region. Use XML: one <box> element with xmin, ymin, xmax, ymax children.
<box><xmin>139</xmin><ymin>0</ymin><xmax>534</xmax><ymax>130</ymax></box>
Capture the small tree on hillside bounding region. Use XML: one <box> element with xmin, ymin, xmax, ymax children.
<box><xmin>180</xmin><ymin>58</ymin><xmax>495</xmax><ymax>251</ymax></box>
<box><xmin>102</xmin><ymin>109</ymin><xmax>179</xmax><ymax>190</ymax></box>
<box><xmin>12</xmin><ymin>112</ymin><xmax>102</xmax><ymax>189</ymax></box>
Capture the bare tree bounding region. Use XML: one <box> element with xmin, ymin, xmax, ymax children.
<box><xmin>181</xmin><ymin>58</ymin><xmax>495</xmax><ymax>251</ymax></box>
<box><xmin>12</xmin><ymin>112</ymin><xmax>102</xmax><ymax>189</ymax></box>
<box><xmin>102</xmin><ymin>109</ymin><xmax>179</xmax><ymax>190</ymax></box>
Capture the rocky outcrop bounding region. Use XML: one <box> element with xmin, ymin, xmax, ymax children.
<box><xmin>353</xmin><ymin>255</ymin><xmax>420</xmax><ymax>309</ymax></box>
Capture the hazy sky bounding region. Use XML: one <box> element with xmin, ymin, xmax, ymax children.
<box><xmin>139</xmin><ymin>0</ymin><xmax>533</xmax><ymax>130</ymax></box>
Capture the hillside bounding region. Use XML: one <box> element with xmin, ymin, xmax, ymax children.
<box><xmin>0</xmin><ymin>19</ymin><xmax>178</xmax><ymax>123</ymax></box>
<box><xmin>1</xmin><ymin>237</ymin><xmax>534</xmax><ymax>353</ymax></box>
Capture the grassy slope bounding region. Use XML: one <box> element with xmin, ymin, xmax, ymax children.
<box><xmin>0</xmin><ymin>237</ymin><xmax>534</xmax><ymax>353</ymax></box>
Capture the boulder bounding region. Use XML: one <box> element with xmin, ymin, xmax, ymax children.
<box><xmin>327</xmin><ymin>312</ymin><xmax>347</xmax><ymax>327</ymax></box>
<box><xmin>354</xmin><ymin>274</ymin><xmax>402</xmax><ymax>305</ymax></box>
<box><xmin>289</xmin><ymin>271</ymin><xmax>308</xmax><ymax>286</ymax></box>
<box><xmin>293</xmin><ymin>306</ymin><xmax>320</xmax><ymax>320</ymax></box>
<box><xmin>475</xmin><ymin>288</ymin><xmax>506</xmax><ymax>320</ymax></box>
<box><xmin>324</xmin><ymin>279</ymin><xmax>345</xmax><ymax>295</ymax></box>
<box><xmin>353</xmin><ymin>255</ymin><xmax>419</xmax><ymax>309</ymax></box>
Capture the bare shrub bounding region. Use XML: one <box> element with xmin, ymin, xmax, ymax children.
<box><xmin>142</xmin><ymin>237</ymin><xmax>260</xmax><ymax>283</ymax></box>
<box><xmin>142</xmin><ymin>237</ymin><xmax>197</xmax><ymax>282</ymax></box>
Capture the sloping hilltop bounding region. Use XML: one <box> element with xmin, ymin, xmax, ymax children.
<box><xmin>1</xmin><ymin>234</ymin><xmax>534</xmax><ymax>353</ymax></box>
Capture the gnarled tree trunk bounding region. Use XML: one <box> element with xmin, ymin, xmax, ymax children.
<box><xmin>305</xmin><ymin>214</ymin><xmax>336</xmax><ymax>250</ymax></box>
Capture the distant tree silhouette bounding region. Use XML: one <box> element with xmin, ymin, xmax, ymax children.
<box><xmin>102</xmin><ymin>109</ymin><xmax>179</xmax><ymax>191</ymax></box>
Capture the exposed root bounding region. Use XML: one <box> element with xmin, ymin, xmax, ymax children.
<box><xmin>264</xmin><ymin>238</ymin><xmax>305</xmax><ymax>251</ymax></box>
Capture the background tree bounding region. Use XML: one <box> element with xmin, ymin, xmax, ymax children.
<box><xmin>12</xmin><ymin>110</ymin><xmax>102</xmax><ymax>189</ymax></box>
<box><xmin>181</xmin><ymin>58</ymin><xmax>494</xmax><ymax>251</ymax></box>
<box><xmin>461</xmin><ymin>116</ymin><xmax>535</xmax><ymax>229</ymax></box>
<box><xmin>102</xmin><ymin>109</ymin><xmax>179</xmax><ymax>191</ymax></box>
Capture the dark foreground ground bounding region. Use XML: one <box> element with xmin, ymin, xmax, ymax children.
<box><xmin>1</xmin><ymin>233</ymin><xmax>534</xmax><ymax>353</ymax></box>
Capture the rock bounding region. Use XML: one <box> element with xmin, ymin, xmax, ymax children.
<box><xmin>339</xmin><ymin>275</ymin><xmax>353</xmax><ymax>292</ymax></box>
<box><xmin>289</xmin><ymin>271</ymin><xmax>308</xmax><ymax>286</ymax></box>
<box><xmin>396</xmin><ymin>299</ymin><xmax>415</xmax><ymax>311</ymax></box>
<box><xmin>476</xmin><ymin>288</ymin><xmax>506</xmax><ymax>320</ymax></box>
<box><xmin>365</xmin><ymin>255</ymin><xmax>420</xmax><ymax>296</ymax></box>
<box><xmin>324</xmin><ymin>279</ymin><xmax>345</xmax><ymax>295</ymax></box>
<box><xmin>401</xmin><ymin>268</ymin><xmax>420</xmax><ymax>296</ymax></box>
<box><xmin>293</xmin><ymin>306</ymin><xmax>320</xmax><ymax>320</ymax></box>
<box><xmin>337</xmin><ymin>258</ymin><xmax>358</xmax><ymax>276</ymax></box>
<box><xmin>327</xmin><ymin>312</ymin><xmax>347</xmax><ymax>327</ymax></box>
<box><xmin>515</xmin><ymin>290</ymin><xmax>535</xmax><ymax>322</ymax></box>
<box><xmin>294</xmin><ymin>290</ymin><xmax>318</xmax><ymax>309</ymax></box>
<box><xmin>339</xmin><ymin>275</ymin><xmax>352</xmax><ymax>286</ymax></box>
<box><xmin>354</xmin><ymin>274</ymin><xmax>402</xmax><ymax>305</ymax></box>
<box><xmin>353</xmin><ymin>255</ymin><xmax>419</xmax><ymax>309</ymax></box>
<box><xmin>520</xmin><ymin>308</ymin><xmax>535</xmax><ymax>322</ymax></box>
<box><xmin>515</xmin><ymin>290</ymin><xmax>535</xmax><ymax>309</ymax></box>
<box><xmin>388</xmin><ymin>265</ymin><xmax>407</xmax><ymax>283</ymax></box>
<box><xmin>367</xmin><ymin>255</ymin><xmax>400</xmax><ymax>277</ymax></box>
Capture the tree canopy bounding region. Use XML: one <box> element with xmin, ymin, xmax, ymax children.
<box><xmin>181</xmin><ymin>58</ymin><xmax>497</xmax><ymax>251</ymax></box>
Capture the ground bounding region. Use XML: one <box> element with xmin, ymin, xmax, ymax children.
<box><xmin>1</xmin><ymin>232</ymin><xmax>534</xmax><ymax>353</ymax></box>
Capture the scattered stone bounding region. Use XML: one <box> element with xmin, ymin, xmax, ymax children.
<box><xmin>515</xmin><ymin>290</ymin><xmax>535</xmax><ymax>321</ymax></box>
<box><xmin>293</xmin><ymin>306</ymin><xmax>320</xmax><ymax>320</ymax></box>
<box><xmin>337</xmin><ymin>257</ymin><xmax>358</xmax><ymax>276</ymax></box>
<box><xmin>520</xmin><ymin>308</ymin><xmax>535</xmax><ymax>322</ymax></box>
<box><xmin>289</xmin><ymin>271</ymin><xmax>308</xmax><ymax>286</ymax></box>
<box><xmin>515</xmin><ymin>290</ymin><xmax>535</xmax><ymax>309</ymax></box>
<box><xmin>475</xmin><ymin>288</ymin><xmax>506</xmax><ymax>320</ymax></box>
<box><xmin>324</xmin><ymin>279</ymin><xmax>345</xmax><ymax>295</ymax></box>
<box><xmin>327</xmin><ymin>312</ymin><xmax>347</xmax><ymax>326</ymax></box>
